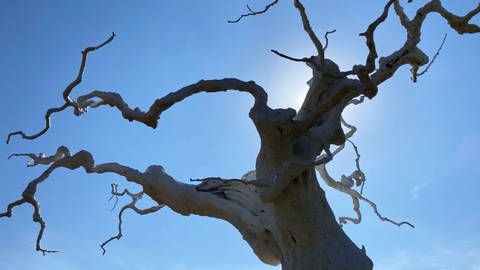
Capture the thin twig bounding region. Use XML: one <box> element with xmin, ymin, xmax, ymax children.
<box><xmin>316</xmin><ymin>95</ymin><xmax>413</xmax><ymax>228</ymax></box>
<box><xmin>101</xmin><ymin>201</ymin><xmax>161</xmax><ymax>254</ymax></box>
<box><xmin>323</xmin><ymin>29</ymin><xmax>336</xmax><ymax>51</ymax></box>
<box><xmin>270</xmin><ymin>49</ymin><xmax>311</xmax><ymax>63</ymax></box>
<box><xmin>101</xmin><ymin>184</ymin><xmax>163</xmax><ymax>254</ymax></box>
<box><xmin>347</xmin><ymin>139</ymin><xmax>366</xmax><ymax>193</ymax></box>
<box><xmin>413</xmin><ymin>33</ymin><xmax>447</xmax><ymax>82</ymax></box>
<box><xmin>228</xmin><ymin>0</ymin><xmax>279</xmax><ymax>23</ymax></box>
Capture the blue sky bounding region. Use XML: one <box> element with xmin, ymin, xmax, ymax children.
<box><xmin>1</xmin><ymin>1</ymin><xmax>479</xmax><ymax>269</ymax></box>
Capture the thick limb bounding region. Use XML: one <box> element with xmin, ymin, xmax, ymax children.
<box><xmin>1</xmin><ymin>147</ymin><xmax>281</xmax><ymax>264</ymax></box>
<box><xmin>74</xmin><ymin>78</ymin><xmax>270</xmax><ymax>129</ymax></box>
<box><xmin>294</xmin><ymin>78</ymin><xmax>364</xmax><ymax>134</ymax></box>
<box><xmin>6</xmin><ymin>36</ymin><xmax>280</xmax><ymax>144</ymax></box>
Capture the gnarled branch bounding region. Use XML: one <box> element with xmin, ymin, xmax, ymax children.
<box><xmin>318</xmin><ymin>164</ymin><xmax>414</xmax><ymax>228</ymax></box>
<box><xmin>316</xmin><ymin>96</ymin><xmax>413</xmax><ymax>227</ymax></box>
<box><xmin>8</xmin><ymin>146</ymin><xmax>71</xmax><ymax>167</ymax></box>
<box><xmin>358</xmin><ymin>0</ymin><xmax>396</xmax><ymax>74</ymax></box>
<box><xmin>371</xmin><ymin>0</ymin><xmax>480</xmax><ymax>85</ymax></box>
<box><xmin>6</xmin><ymin>33</ymin><xmax>115</xmax><ymax>144</ymax></box>
<box><xmin>101</xmin><ymin>184</ymin><xmax>163</xmax><ymax>254</ymax></box>
<box><xmin>2</xmin><ymin>146</ymin><xmax>280</xmax><ymax>264</ymax></box>
<box><xmin>348</xmin><ymin>0</ymin><xmax>396</xmax><ymax>98</ymax></box>
<box><xmin>74</xmin><ymin>78</ymin><xmax>270</xmax><ymax>129</ymax></box>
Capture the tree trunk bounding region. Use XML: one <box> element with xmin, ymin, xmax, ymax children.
<box><xmin>271</xmin><ymin>169</ymin><xmax>373</xmax><ymax>270</ymax></box>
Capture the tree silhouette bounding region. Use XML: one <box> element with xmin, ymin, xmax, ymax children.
<box><xmin>2</xmin><ymin>1</ymin><xmax>479</xmax><ymax>269</ymax></box>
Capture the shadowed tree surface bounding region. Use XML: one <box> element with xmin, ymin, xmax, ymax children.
<box><xmin>1</xmin><ymin>1</ymin><xmax>480</xmax><ymax>269</ymax></box>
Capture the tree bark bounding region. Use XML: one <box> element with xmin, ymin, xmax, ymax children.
<box><xmin>266</xmin><ymin>169</ymin><xmax>373</xmax><ymax>270</ymax></box>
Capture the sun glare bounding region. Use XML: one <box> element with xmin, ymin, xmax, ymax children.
<box><xmin>265</xmin><ymin>63</ymin><xmax>311</xmax><ymax>110</ymax></box>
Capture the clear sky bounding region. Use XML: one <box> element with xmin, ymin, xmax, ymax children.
<box><xmin>1</xmin><ymin>1</ymin><xmax>479</xmax><ymax>269</ymax></box>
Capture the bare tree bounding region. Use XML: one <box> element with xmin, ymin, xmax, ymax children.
<box><xmin>2</xmin><ymin>1</ymin><xmax>479</xmax><ymax>269</ymax></box>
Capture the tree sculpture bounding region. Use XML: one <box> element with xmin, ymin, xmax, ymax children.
<box><xmin>2</xmin><ymin>1</ymin><xmax>479</xmax><ymax>269</ymax></box>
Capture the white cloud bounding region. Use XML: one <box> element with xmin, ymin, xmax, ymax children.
<box><xmin>409</xmin><ymin>182</ymin><xmax>429</xmax><ymax>200</ymax></box>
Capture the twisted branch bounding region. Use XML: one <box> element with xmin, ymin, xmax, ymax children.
<box><xmin>0</xmin><ymin>147</ymin><xmax>77</xmax><ymax>254</ymax></box>
<box><xmin>358</xmin><ymin>0</ymin><xmax>396</xmax><ymax>74</ymax></box>
<box><xmin>348</xmin><ymin>0</ymin><xmax>396</xmax><ymax>98</ymax></box>
<box><xmin>315</xmin><ymin>96</ymin><xmax>412</xmax><ymax>227</ymax></box>
<box><xmin>2</xmin><ymin>146</ymin><xmax>270</xmax><ymax>255</ymax></box>
<box><xmin>71</xmin><ymin>78</ymin><xmax>273</xmax><ymax>130</ymax></box>
<box><xmin>9</xmin><ymin>72</ymin><xmax>274</xmax><ymax>143</ymax></box>
<box><xmin>318</xmin><ymin>164</ymin><xmax>414</xmax><ymax>227</ymax></box>
<box><xmin>370</xmin><ymin>0</ymin><xmax>480</xmax><ymax>85</ymax></box>
<box><xmin>101</xmin><ymin>184</ymin><xmax>163</xmax><ymax>254</ymax></box>
<box><xmin>8</xmin><ymin>146</ymin><xmax>71</xmax><ymax>167</ymax></box>
<box><xmin>6</xmin><ymin>33</ymin><xmax>115</xmax><ymax>144</ymax></box>
<box><xmin>1</xmin><ymin>147</ymin><xmax>156</xmax><ymax>254</ymax></box>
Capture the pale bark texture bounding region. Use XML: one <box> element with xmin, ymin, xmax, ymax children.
<box><xmin>2</xmin><ymin>1</ymin><xmax>479</xmax><ymax>269</ymax></box>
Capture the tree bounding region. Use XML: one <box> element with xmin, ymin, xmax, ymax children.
<box><xmin>1</xmin><ymin>1</ymin><xmax>479</xmax><ymax>269</ymax></box>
